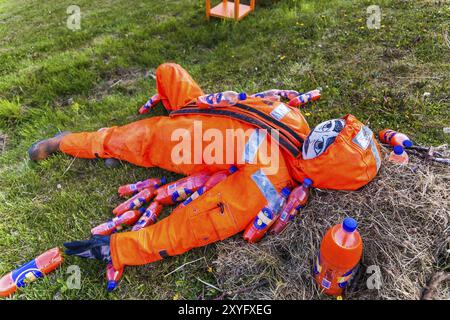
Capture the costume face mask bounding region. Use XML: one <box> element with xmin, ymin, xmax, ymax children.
<box><xmin>302</xmin><ymin>119</ymin><xmax>345</xmax><ymax>160</ymax></box>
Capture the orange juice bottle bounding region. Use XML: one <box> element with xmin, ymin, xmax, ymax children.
<box><xmin>379</xmin><ymin>129</ymin><xmax>413</xmax><ymax>148</ymax></box>
<box><xmin>388</xmin><ymin>146</ymin><xmax>409</xmax><ymax>165</ymax></box>
<box><xmin>314</xmin><ymin>218</ymin><xmax>363</xmax><ymax>296</ymax></box>
<box><xmin>0</xmin><ymin>247</ymin><xmax>64</xmax><ymax>297</ymax></box>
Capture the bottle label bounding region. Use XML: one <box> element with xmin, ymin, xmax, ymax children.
<box><xmin>253</xmin><ymin>208</ymin><xmax>273</xmax><ymax>230</ymax></box>
<box><xmin>171</xmin><ymin>188</ymin><xmax>192</xmax><ymax>202</ymax></box>
<box><xmin>313</xmin><ymin>253</ymin><xmax>322</xmax><ymax>275</ymax></box>
<box><xmin>279</xmin><ymin>210</ymin><xmax>289</xmax><ymax>222</ymax></box>
<box><xmin>352</xmin><ymin>126</ymin><xmax>372</xmax><ymax>150</ymax></box>
<box><xmin>321</xmin><ymin>278</ymin><xmax>331</xmax><ymax>289</ymax></box>
<box><xmin>338</xmin><ymin>267</ymin><xmax>356</xmax><ymax>288</ymax></box>
<box><xmin>12</xmin><ymin>260</ymin><xmax>43</xmax><ymax>287</ymax></box>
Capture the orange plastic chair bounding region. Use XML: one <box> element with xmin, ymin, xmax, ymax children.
<box><xmin>206</xmin><ymin>0</ymin><xmax>255</xmax><ymax>21</ymax></box>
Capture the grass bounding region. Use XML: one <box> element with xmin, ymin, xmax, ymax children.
<box><xmin>0</xmin><ymin>0</ymin><xmax>448</xmax><ymax>299</ymax></box>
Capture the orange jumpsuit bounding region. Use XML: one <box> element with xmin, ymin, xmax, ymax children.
<box><xmin>59</xmin><ymin>63</ymin><xmax>381</xmax><ymax>270</ymax></box>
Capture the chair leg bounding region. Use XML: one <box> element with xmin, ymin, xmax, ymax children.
<box><xmin>250</xmin><ymin>0</ymin><xmax>255</xmax><ymax>11</ymax></box>
<box><xmin>206</xmin><ymin>0</ymin><xmax>211</xmax><ymax>20</ymax></box>
<box><xmin>234</xmin><ymin>0</ymin><xmax>239</xmax><ymax>20</ymax></box>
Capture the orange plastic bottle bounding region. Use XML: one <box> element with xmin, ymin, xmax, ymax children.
<box><xmin>131</xmin><ymin>201</ymin><xmax>163</xmax><ymax>231</ymax></box>
<box><xmin>154</xmin><ymin>171</ymin><xmax>211</xmax><ymax>205</ymax></box>
<box><xmin>270</xmin><ymin>178</ymin><xmax>312</xmax><ymax>235</ymax></box>
<box><xmin>243</xmin><ymin>187</ymin><xmax>291</xmax><ymax>243</ymax></box>
<box><xmin>91</xmin><ymin>210</ymin><xmax>142</xmax><ymax>236</ymax></box>
<box><xmin>180</xmin><ymin>166</ymin><xmax>237</xmax><ymax>207</ymax></box>
<box><xmin>113</xmin><ymin>188</ymin><xmax>156</xmax><ymax>216</ymax></box>
<box><xmin>314</xmin><ymin>218</ymin><xmax>363</xmax><ymax>296</ymax></box>
<box><xmin>106</xmin><ymin>262</ymin><xmax>123</xmax><ymax>292</ymax></box>
<box><xmin>0</xmin><ymin>247</ymin><xmax>64</xmax><ymax>297</ymax></box>
<box><xmin>138</xmin><ymin>93</ymin><xmax>161</xmax><ymax>114</ymax></box>
<box><xmin>379</xmin><ymin>129</ymin><xmax>413</xmax><ymax>148</ymax></box>
<box><xmin>118</xmin><ymin>177</ymin><xmax>166</xmax><ymax>197</ymax></box>
<box><xmin>288</xmin><ymin>89</ymin><xmax>321</xmax><ymax>107</ymax></box>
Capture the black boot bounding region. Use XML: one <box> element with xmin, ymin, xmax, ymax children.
<box><xmin>28</xmin><ymin>131</ymin><xmax>71</xmax><ymax>161</ymax></box>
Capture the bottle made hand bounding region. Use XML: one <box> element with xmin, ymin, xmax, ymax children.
<box><xmin>91</xmin><ymin>210</ymin><xmax>142</xmax><ymax>236</ymax></box>
<box><xmin>118</xmin><ymin>177</ymin><xmax>166</xmax><ymax>198</ymax></box>
<box><xmin>154</xmin><ymin>171</ymin><xmax>211</xmax><ymax>205</ymax></box>
<box><xmin>181</xmin><ymin>166</ymin><xmax>238</xmax><ymax>207</ymax></box>
<box><xmin>288</xmin><ymin>89</ymin><xmax>321</xmax><ymax>107</ymax></box>
<box><xmin>197</xmin><ymin>91</ymin><xmax>247</xmax><ymax>108</ymax></box>
<box><xmin>251</xmin><ymin>89</ymin><xmax>299</xmax><ymax>101</ymax></box>
<box><xmin>132</xmin><ymin>201</ymin><xmax>163</xmax><ymax>231</ymax></box>
<box><xmin>113</xmin><ymin>188</ymin><xmax>157</xmax><ymax>216</ymax></box>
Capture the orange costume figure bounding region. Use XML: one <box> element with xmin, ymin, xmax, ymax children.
<box><xmin>30</xmin><ymin>63</ymin><xmax>381</xmax><ymax>275</ymax></box>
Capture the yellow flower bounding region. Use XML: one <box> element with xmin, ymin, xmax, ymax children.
<box><xmin>207</xmin><ymin>267</ymin><xmax>213</xmax><ymax>273</ymax></box>
<box><xmin>280</xmin><ymin>55</ymin><xmax>286</xmax><ymax>61</ymax></box>
<box><xmin>305</xmin><ymin>112</ymin><xmax>311</xmax><ymax>116</ymax></box>
<box><xmin>173</xmin><ymin>293</ymin><xmax>181</xmax><ymax>300</ymax></box>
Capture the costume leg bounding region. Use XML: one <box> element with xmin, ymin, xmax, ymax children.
<box><xmin>155</xmin><ymin>63</ymin><xmax>204</xmax><ymax>110</ymax></box>
<box><xmin>110</xmin><ymin>161</ymin><xmax>293</xmax><ymax>269</ymax></box>
<box><xmin>59</xmin><ymin>115</ymin><xmax>260</xmax><ymax>175</ymax></box>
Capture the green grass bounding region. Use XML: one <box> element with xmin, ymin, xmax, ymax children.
<box><xmin>0</xmin><ymin>0</ymin><xmax>448</xmax><ymax>299</ymax></box>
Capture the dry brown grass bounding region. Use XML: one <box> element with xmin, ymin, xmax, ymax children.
<box><xmin>213</xmin><ymin>146</ymin><xmax>449</xmax><ymax>300</ymax></box>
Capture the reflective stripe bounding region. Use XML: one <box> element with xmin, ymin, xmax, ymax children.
<box><xmin>170</xmin><ymin>107</ymin><xmax>302</xmax><ymax>157</ymax></box>
<box><xmin>251</xmin><ymin>169</ymin><xmax>279</xmax><ymax>209</ymax></box>
<box><xmin>369</xmin><ymin>139</ymin><xmax>381</xmax><ymax>171</ymax></box>
<box><xmin>353</xmin><ymin>126</ymin><xmax>372</xmax><ymax>150</ymax></box>
<box><xmin>243</xmin><ymin>129</ymin><xmax>267</xmax><ymax>164</ymax></box>
<box><xmin>269</xmin><ymin>103</ymin><xmax>291</xmax><ymax>120</ymax></box>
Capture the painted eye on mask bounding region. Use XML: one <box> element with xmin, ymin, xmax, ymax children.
<box><xmin>314</xmin><ymin>138</ymin><xmax>325</xmax><ymax>156</ymax></box>
<box><xmin>320</xmin><ymin>121</ymin><xmax>333</xmax><ymax>132</ymax></box>
<box><xmin>302</xmin><ymin>118</ymin><xmax>346</xmax><ymax>160</ymax></box>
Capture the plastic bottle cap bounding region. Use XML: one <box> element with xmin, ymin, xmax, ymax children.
<box><xmin>393</xmin><ymin>145</ymin><xmax>404</xmax><ymax>155</ymax></box>
<box><xmin>106</xmin><ymin>281</ymin><xmax>117</xmax><ymax>292</ymax></box>
<box><xmin>303</xmin><ymin>178</ymin><xmax>313</xmax><ymax>187</ymax></box>
<box><xmin>238</xmin><ymin>92</ymin><xmax>247</xmax><ymax>100</ymax></box>
<box><xmin>402</xmin><ymin>140</ymin><xmax>413</xmax><ymax>148</ymax></box>
<box><xmin>342</xmin><ymin>217</ymin><xmax>358</xmax><ymax>232</ymax></box>
<box><xmin>281</xmin><ymin>187</ymin><xmax>291</xmax><ymax>198</ymax></box>
<box><xmin>228</xmin><ymin>165</ymin><xmax>238</xmax><ymax>174</ymax></box>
